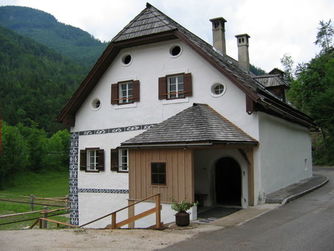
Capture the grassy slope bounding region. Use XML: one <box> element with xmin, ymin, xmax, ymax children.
<box><xmin>0</xmin><ymin>170</ymin><xmax>68</xmax><ymax>230</ymax></box>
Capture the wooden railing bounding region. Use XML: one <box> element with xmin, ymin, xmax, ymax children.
<box><xmin>30</xmin><ymin>217</ymin><xmax>77</xmax><ymax>229</ymax></box>
<box><xmin>79</xmin><ymin>193</ymin><xmax>162</xmax><ymax>229</ymax></box>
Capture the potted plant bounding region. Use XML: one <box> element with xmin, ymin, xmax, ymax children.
<box><xmin>171</xmin><ymin>201</ymin><xmax>197</xmax><ymax>227</ymax></box>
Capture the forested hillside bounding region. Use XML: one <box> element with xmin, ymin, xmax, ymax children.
<box><xmin>0</xmin><ymin>6</ymin><xmax>108</xmax><ymax>68</ymax></box>
<box><xmin>0</xmin><ymin>25</ymin><xmax>85</xmax><ymax>133</ymax></box>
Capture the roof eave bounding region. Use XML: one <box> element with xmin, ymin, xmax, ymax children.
<box><xmin>120</xmin><ymin>140</ymin><xmax>258</xmax><ymax>148</ymax></box>
<box><xmin>57</xmin><ymin>30</ymin><xmax>178</xmax><ymax>125</ymax></box>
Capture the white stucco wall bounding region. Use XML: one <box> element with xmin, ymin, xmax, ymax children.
<box><xmin>72</xmin><ymin>39</ymin><xmax>259</xmax><ymax>139</ymax></box>
<box><xmin>78</xmin><ymin>193</ymin><xmax>129</xmax><ymax>228</ymax></box>
<box><xmin>258</xmin><ymin>112</ymin><xmax>313</xmax><ymax>196</ymax></box>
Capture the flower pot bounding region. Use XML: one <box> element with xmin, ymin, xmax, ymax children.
<box><xmin>175</xmin><ymin>211</ymin><xmax>190</xmax><ymax>226</ymax></box>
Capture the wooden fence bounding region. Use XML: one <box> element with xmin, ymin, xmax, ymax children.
<box><xmin>0</xmin><ymin>194</ymin><xmax>69</xmax><ymax>227</ymax></box>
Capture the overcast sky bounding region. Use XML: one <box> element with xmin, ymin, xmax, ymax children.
<box><xmin>1</xmin><ymin>0</ymin><xmax>333</xmax><ymax>72</ymax></box>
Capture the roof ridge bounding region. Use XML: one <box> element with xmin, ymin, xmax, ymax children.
<box><xmin>147</xmin><ymin>4</ymin><xmax>176</xmax><ymax>30</ymax></box>
<box><xmin>111</xmin><ymin>8</ymin><xmax>150</xmax><ymax>42</ymax></box>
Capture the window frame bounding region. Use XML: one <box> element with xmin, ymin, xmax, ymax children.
<box><xmin>167</xmin><ymin>74</ymin><xmax>185</xmax><ymax>99</ymax></box>
<box><xmin>86</xmin><ymin>149</ymin><xmax>98</xmax><ymax>171</ymax></box>
<box><xmin>151</xmin><ymin>162</ymin><xmax>167</xmax><ymax>186</ymax></box>
<box><xmin>118</xmin><ymin>81</ymin><xmax>134</xmax><ymax>104</ymax></box>
<box><xmin>118</xmin><ymin>149</ymin><xmax>129</xmax><ymax>172</ymax></box>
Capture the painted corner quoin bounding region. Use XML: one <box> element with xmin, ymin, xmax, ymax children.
<box><xmin>69</xmin><ymin>132</ymin><xmax>79</xmax><ymax>225</ymax></box>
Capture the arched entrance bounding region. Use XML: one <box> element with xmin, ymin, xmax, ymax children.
<box><xmin>215</xmin><ymin>157</ymin><xmax>241</xmax><ymax>206</ymax></box>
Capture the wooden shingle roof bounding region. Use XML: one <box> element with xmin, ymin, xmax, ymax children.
<box><xmin>112</xmin><ymin>4</ymin><xmax>176</xmax><ymax>42</ymax></box>
<box><xmin>122</xmin><ymin>104</ymin><xmax>257</xmax><ymax>147</ymax></box>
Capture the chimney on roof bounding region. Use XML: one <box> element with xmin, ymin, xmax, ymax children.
<box><xmin>235</xmin><ymin>34</ymin><xmax>250</xmax><ymax>71</ymax></box>
<box><xmin>210</xmin><ymin>17</ymin><xmax>227</xmax><ymax>55</ymax></box>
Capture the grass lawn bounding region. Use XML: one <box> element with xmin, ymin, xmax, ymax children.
<box><xmin>0</xmin><ymin>170</ymin><xmax>69</xmax><ymax>230</ymax></box>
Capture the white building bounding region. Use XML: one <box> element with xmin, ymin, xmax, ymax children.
<box><xmin>58</xmin><ymin>3</ymin><xmax>316</xmax><ymax>228</ymax></box>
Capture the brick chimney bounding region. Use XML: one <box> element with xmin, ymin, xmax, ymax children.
<box><xmin>210</xmin><ymin>17</ymin><xmax>227</xmax><ymax>55</ymax></box>
<box><xmin>235</xmin><ymin>34</ymin><xmax>250</xmax><ymax>71</ymax></box>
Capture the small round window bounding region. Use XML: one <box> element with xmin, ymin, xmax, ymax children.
<box><xmin>211</xmin><ymin>83</ymin><xmax>226</xmax><ymax>97</ymax></box>
<box><xmin>122</xmin><ymin>54</ymin><xmax>132</xmax><ymax>65</ymax></box>
<box><xmin>92</xmin><ymin>98</ymin><xmax>101</xmax><ymax>109</ymax></box>
<box><xmin>169</xmin><ymin>45</ymin><xmax>182</xmax><ymax>57</ymax></box>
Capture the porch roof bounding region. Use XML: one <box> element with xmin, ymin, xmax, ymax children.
<box><xmin>121</xmin><ymin>103</ymin><xmax>258</xmax><ymax>147</ymax></box>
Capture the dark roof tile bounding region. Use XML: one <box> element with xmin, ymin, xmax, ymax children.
<box><xmin>122</xmin><ymin>104</ymin><xmax>257</xmax><ymax>146</ymax></box>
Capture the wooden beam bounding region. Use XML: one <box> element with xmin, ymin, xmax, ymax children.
<box><xmin>115</xmin><ymin>207</ymin><xmax>159</xmax><ymax>228</ymax></box>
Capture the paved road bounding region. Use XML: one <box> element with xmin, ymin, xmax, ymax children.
<box><xmin>163</xmin><ymin>168</ymin><xmax>334</xmax><ymax>251</ymax></box>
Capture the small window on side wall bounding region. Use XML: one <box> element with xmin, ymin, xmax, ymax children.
<box><xmin>151</xmin><ymin>162</ymin><xmax>166</xmax><ymax>185</ymax></box>
<box><xmin>80</xmin><ymin>148</ymin><xmax>105</xmax><ymax>172</ymax></box>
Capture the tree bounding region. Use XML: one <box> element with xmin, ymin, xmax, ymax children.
<box><xmin>280</xmin><ymin>54</ymin><xmax>294</xmax><ymax>81</ymax></box>
<box><xmin>315</xmin><ymin>19</ymin><xmax>334</xmax><ymax>53</ymax></box>
<box><xmin>0</xmin><ymin>123</ymin><xmax>29</xmax><ymax>188</ymax></box>
<box><xmin>41</xmin><ymin>129</ymin><xmax>70</xmax><ymax>171</ymax></box>
<box><xmin>17</xmin><ymin>122</ymin><xmax>47</xmax><ymax>171</ymax></box>
<box><xmin>287</xmin><ymin>49</ymin><xmax>334</xmax><ymax>164</ymax></box>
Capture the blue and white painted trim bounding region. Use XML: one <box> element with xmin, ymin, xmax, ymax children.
<box><xmin>78</xmin><ymin>188</ymin><xmax>129</xmax><ymax>194</ymax></box>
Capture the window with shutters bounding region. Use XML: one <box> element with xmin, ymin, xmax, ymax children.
<box><xmin>80</xmin><ymin>148</ymin><xmax>105</xmax><ymax>172</ymax></box>
<box><xmin>151</xmin><ymin>162</ymin><xmax>166</xmax><ymax>185</ymax></box>
<box><xmin>119</xmin><ymin>81</ymin><xmax>133</xmax><ymax>104</ymax></box>
<box><xmin>159</xmin><ymin>73</ymin><xmax>192</xmax><ymax>100</ymax></box>
<box><xmin>111</xmin><ymin>80</ymin><xmax>140</xmax><ymax>105</ymax></box>
<box><xmin>110</xmin><ymin>148</ymin><xmax>129</xmax><ymax>173</ymax></box>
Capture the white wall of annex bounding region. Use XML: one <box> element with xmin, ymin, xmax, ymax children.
<box><xmin>258</xmin><ymin>112</ymin><xmax>313</xmax><ymax>195</ymax></box>
<box><xmin>72</xmin><ymin>39</ymin><xmax>259</xmax><ymax>140</ymax></box>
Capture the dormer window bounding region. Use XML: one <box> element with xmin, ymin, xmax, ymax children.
<box><xmin>111</xmin><ymin>80</ymin><xmax>140</xmax><ymax>105</ymax></box>
<box><xmin>159</xmin><ymin>73</ymin><xmax>192</xmax><ymax>100</ymax></box>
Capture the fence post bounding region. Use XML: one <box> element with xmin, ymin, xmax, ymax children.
<box><xmin>111</xmin><ymin>212</ymin><xmax>116</xmax><ymax>229</ymax></box>
<box><xmin>155</xmin><ymin>194</ymin><xmax>161</xmax><ymax>229</ymax></box>
<box><xmin>30</xmin><ymin>194</ymin><xmax>35</xmax><ymax>211</ymax></box>
<box><xmin>41</xmin><ymin>206</ymin><xmax>48</xmax><ymax>229</ymax></box>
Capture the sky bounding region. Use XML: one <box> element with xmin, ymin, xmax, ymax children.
<box><xmin>1</xmin><ymin>0</ymin><xmax>333</xmax><ymax>72</ymax></box>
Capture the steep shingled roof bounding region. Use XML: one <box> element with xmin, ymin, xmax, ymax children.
<box><xmin>122</xmin><ymin>104</ymin><xmax>257</xmax><ymax>146</ymax></box>
<box><xmin>112</xmin><ymin>4</ymin><xmax>176</xmax><ymax>42</ymax></box>
<box><xmin>57</xmin><ymin>3</ymin><xmax>316</xmax><ymax>129</ymax></box>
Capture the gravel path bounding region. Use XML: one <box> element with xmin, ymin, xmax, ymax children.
<box><xmin>0</xmin><ymin>224</ymin><xmax>221</xmax><ymax>251</ymax></box>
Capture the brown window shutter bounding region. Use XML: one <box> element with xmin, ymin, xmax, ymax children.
<box><xmin>184</xmin><ymin>73</ymin><xmax>192</xmax><ymax>97</ymax></box>
<box><xmin>80</xmin><ymin>150</ymin><xmax>86</xmax><ymax>171</ymax></box>
<box><xmin>110</xmin><ymin>149</ymin><xmax>119</xmax><ymax>171</ymax></box>
<box><xmin>158</xmin><ymin>77</ymin><xmax>167</xmax><ymax>100</ymax></box>
<box><xmin>96</xmin><ymin>149</ymin><xmax>105</xmax><ymax>171</ymax></box>
<box><xmin>111</xmin><ymin>83</ymin><xmax>119</xmax><ymax>104</ymax></box>
<box><xmin>133</xmin><ymin>80</ymin><xmax>140</xmax><ymax>102</ymax></box>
